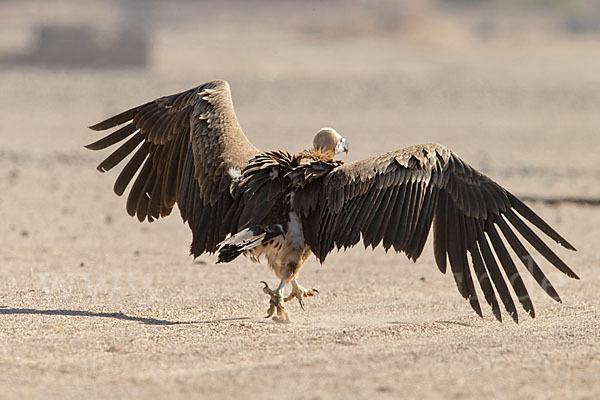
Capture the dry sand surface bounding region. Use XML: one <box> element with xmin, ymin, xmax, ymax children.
<box><xmin>1</xmin><ymin>1</ymin><xmax>599</xmax><ymax>399</ymax></box>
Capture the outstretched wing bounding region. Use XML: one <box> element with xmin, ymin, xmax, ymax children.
<box><xmin>87</xmin><ymin>79</ymin><xmax>259</xmax><ymax>256</ymax></box>
<box><xmin>298</xmin><ymin>143</ymin><xmax>578</xmax><ymax>322</ymax></box>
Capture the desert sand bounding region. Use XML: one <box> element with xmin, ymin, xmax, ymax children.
<box><xmin>0</xmin><ymin>1</ymin><xmax>599</xmax><ymax>399</ymax></box>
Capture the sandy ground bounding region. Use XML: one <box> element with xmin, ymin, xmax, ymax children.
<box><xmin>1</xmin><ymin>1</ymin><xmax>599</xmax><ymax>399</ymax></box>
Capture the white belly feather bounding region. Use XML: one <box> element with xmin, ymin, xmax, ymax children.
<box><xmin>247</xmin><ymin>211</ymin><xmax>310</xmax><ymax>279</ymax></box>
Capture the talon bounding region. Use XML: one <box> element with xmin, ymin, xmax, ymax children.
<box><xmin>285</xmin><ymin>280</ymin><xmax>318</xmax><ymax>310</ymax></box>
<box><xmin>261</xmin><ymin>278</ymin><xmax>289</xmax><ymax>321</ymax></box>
<box><xmin>261</xmin><ymin>281</ymin><xmax>271</xmax><ymax>294</ymax></box>
<box><xmin>260</xmin><ymin>278</ymin><xmax>315</xmax><ymax>321</ymax></box>
<box><xmin>265</xmin><ymin>303</ymin><xmax>276</xmax><ymax>318</ymax></box>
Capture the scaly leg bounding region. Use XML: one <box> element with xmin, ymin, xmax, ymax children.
<box><xmin>261</xmin><ymin>278</ymin><xmax>290</xmax><ymax>322</ymax></box>
<box><xmin>284</xmin><ymin>279</ymin><xmax>319</xmax><ymax>310</ymax></box>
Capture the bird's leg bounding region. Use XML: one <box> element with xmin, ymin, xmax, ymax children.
<box><xmin>261</xmin><ymin>277</ymin><xmax>290</xmax><ymax>322</ymax></box>
<box><xmin>284</xmin><ymin>279</ymin><xmax>319</xmax><ymax>310</ymax></box>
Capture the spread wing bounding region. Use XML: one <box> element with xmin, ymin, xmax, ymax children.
<box><xmin>299</xmin><ymin>143</ymin><xmax>578</xmax><ymax>322</ymax></box>
<box><xmin>87</xmin><ymin>79</ymin><xmax>259</xmax><ymax>256</ymax></box>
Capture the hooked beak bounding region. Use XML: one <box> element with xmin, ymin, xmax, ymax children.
<box><xmin>340</xmin><ymin>138</ymin><xmax>349</xmax><ymax>155</ymax></box>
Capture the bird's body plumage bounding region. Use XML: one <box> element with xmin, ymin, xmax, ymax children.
<box><xmin>218</xmin><ymin>150</ymin><xmax>342</xmax><ymax>284</ymax></box>
<box><xmin>88</xmin><ymin>79</ymin><xmax>577</xmax><ymax>322</ymax></box>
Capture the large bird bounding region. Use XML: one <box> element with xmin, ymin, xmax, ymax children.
<box><xmin>87</xmin><ymin>79</ymin><xmax>577</xmax><ymax>322</ymax></box>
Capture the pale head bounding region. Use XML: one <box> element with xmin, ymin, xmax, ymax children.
<box><xmin>313</xmin><ymin>127</ymin><xmax>349</xmax><ymax>155</ymax></box>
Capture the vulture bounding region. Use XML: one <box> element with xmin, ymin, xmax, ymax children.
<box><xmin>87</xmin><ymin>79</ymin><xmax>578</xmax><ymax>323</ymax></box>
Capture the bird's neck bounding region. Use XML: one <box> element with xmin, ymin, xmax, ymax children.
<box><xmin>298</xmin><ymin>148</ymin><xmax>336</xmax><ymax>162</ymax></box>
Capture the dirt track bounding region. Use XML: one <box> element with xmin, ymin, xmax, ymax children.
<box><xmin>1</xmin><ymin>2</ymin><xmax>599</xmax><ymax>399</ymax></box>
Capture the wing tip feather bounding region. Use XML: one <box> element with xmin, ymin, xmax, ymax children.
<box><xmin>88</xmin><ymin>122</ymin><xmax>106</xmax><ymax>131</ymax></box>
<box><xmin>492</xmin><ymin>307</ymin><xmax>502</xmax><ymax>322</ymax></box>
<box><xmin>561</xmin><ymin>241</ymin><xmax>577</xmax><ymax>252</ymax></box>
<box><xmin>471</xmin><ymin>297</ymin><xmax>483</xmax><ymax>318</ymax></box>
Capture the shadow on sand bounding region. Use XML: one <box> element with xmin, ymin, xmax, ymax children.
<box><xmin>388</xmin><ymin>320</ymin><xmax>475</xmax><ymax>328</ymax></box>
<box><xmin>0</xmin><ymin>306</ymin><xmax>249</xmax><ymax>326</ymax></box>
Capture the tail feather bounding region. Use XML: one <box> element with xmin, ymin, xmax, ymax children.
<box><xmin>217</xmin><ymin>225</ymin><xmax>284</xmax><ymax>263</ymax></box>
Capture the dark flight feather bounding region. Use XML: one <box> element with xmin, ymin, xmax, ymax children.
<box><xmin>297</xmin><ymin>143</ymin><xmax>576</xmax><ymax>322</ymax></box>
<box><xmin>87</xmin><ymin>80</ymin><xmax>259</xmax><ymax>256</ymax></box>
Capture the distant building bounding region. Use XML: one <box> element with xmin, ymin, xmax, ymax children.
<box><xmin>0</xmin><ymin>25</ymin><xmax>149</xmax><ymax>68</ymax></box>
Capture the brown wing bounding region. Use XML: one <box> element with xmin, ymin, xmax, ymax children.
<box><xmin>299</xmin><ymin>143</ymin><xmax>578</xmax><ymax>322</ymax></box>
<box><xmin>87</xmin><ymin>79</ymin><xmax>259</xmax><ymax>256</ymax></box>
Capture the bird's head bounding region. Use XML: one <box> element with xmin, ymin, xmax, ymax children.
<box><xmin>313</xmin><ymin>127</ymin><xmax>349</xmax><ymax>156</ymax></box>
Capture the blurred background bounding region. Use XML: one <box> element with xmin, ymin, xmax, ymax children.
<box><xmin>1</xmin><ymin>0</ymin><xmax>600</xmax><ymax>241</ymax></box>
<box><xmin>1</xmin><ymin>0</ymin><xmax>599</xmax><ymax>244</ymax></box>
<box><xmin>1</xmin><ymin>0</ymin><xmax>599</xmax><ymax>194</ymax></box>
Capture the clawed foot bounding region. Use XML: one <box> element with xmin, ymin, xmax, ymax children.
<box><xmin>260</xmin><ymin>279</ymin><xmax>319</xmax><ymax>322</ymax></box>
<box><xmin>284</xmin><ymin>280</ymin><xmax>319</xmax><ymax>310</ymax></box>
<box><xmin>261</xmin><ymin>280</ymin><xmax>290</xmax><ymax>323</ymax></box>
